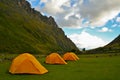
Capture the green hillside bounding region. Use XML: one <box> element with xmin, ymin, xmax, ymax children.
<box><xmin>0</xmin><ymin>0</ymin><xmax>80</xmax><ymax>54</ymax></box>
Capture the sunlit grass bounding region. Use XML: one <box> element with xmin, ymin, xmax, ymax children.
<box><xmin>0</xmin><ymin>53</ymin><xmax>120</xmax><ymax>80</ymax></box>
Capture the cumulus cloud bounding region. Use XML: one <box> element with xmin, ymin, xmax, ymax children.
<box><xmin>26</xmin><ymin>0</ymin><xmax>120</xmax><ymax>49</ymax></box>
<box><xmin>40</xmin><ymin>0</ymin><xmax>47</xmax><ymax>3</ymax></box>
<box><xmin>116</xmin><ymin>17</ymin><xmax>120</xmax><ymax>22</ymax></box>
<box><xmin>31</xmin><ymin>0</ymin><xmax>120</xmax><ymax>28</ymax></box>
<box><xmin>39</xmin><ymin>0</ymin><xmax>70</xmax><ymax>15</ymax></box>
<box><xmin>68</xmin><ymin>31</ymin><xmax>107</xmax><ymax>49</ymax></box>
<box><xmin>79</xmin><ymin>0</ymin><xmax>120</xmax><ymax>27</ymax></box>
<box><xmin>98</xmin><ymin>27</ymin><xmax>112</xmax><ymax>32</ymax></box>
<box><xmin>112</xmin><ymin>24</ymin><xmax>117</xmax><ymax>27</ymax></box>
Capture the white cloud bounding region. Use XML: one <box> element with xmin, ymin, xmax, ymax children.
<box><xmin>79</xmin><ymin>0</ymin><xmax>120</xmax><ymax>27</ymax></box>
<box><xmin>40</xmin><ymin>0</ymin><xmax>70</xmax><ymax>15</ymax></box>
<box><xmin>98</xmin><ymin>27</ymin><xmax>112</xmax><ymax>32</ymax></box>
<box><xmin>116</xmin><ymin>17</ymin><xmax>120</xmax><ymax>22</ymax></box>
<box><xmin>28</xmin><ymin>0</ymin><xmax>120</xmax><ymax>28</ymax></box>
<box><xmin>112</xmin><ymin>24</ymin><xmax>117</xmax><ymax>28</ymax></box>
<box><xmin>40</xmin><ymin>0</ymin><xmax>47</xmax><ymax>3</ymax></box>
<box><xmin>64</xmin><ymin>12</ymin><xmax>75</xmax><ymax>20</ymax></box>
<box><xmin>68</xmin><ymin>31</ymin><xmax>106</xmax><ymax>49</ymax></box>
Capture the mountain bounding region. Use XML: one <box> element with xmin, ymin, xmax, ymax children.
<box><xmin>105</xmin><ymin>35</ymin><xmax>120</xmax><ymax>47</ymax></box>
<box><xmin>86</xmin><ymin>35</ymin><xmax>120</xmax><ymax>54</ymax></box>
<box><xmin>0</xmin><ymin>0</ymin><xmax>80</xmax><ymax>54</ymax></box>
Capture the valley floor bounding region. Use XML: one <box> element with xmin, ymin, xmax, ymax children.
<box><xmin>0</xmin><ymin>53</ymin><xmax>120</xmax><ymax>80</ymax></box>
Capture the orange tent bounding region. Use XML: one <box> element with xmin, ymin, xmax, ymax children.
<box><xmin>45</xmin><ymin>53</ymin><xmax>67</xmax><ymax>64</ymax></box>
<box><xmin>63</xmin><ymin>52</ymin><xmax>79</xmax><ymax>61</ymax></box>
<box><xmin>9</xmin><ymin>53</ymin><xmax>48</xmax><ymax>74</ymax></box>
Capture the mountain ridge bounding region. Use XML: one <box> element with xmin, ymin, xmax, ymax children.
<box><xmin>86</xmin><ymin>34</ymin><xmax>120</xmax><ymax>54</ymax></box>
<box><xmin>0</xmin><ymin>0</ymin><xmax>80</xmax><ymax>54</ymax></box>
<box><xmin>105</xmin><ymin>35</ymin><xmax>120</xmax><ymax>47</ymax></box>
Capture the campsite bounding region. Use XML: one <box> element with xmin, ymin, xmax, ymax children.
<box><xmin>0</xmin><ymin>53</ymin><xmax>120</xmax><ymax>80</ymax></box>
<box><xmin>0</xmin><ymin>0</ymin><xmax>120</xmax><ymax>80</ymax></box>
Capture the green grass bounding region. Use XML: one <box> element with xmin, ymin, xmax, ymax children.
<box><xmin>0</xmin><ymin>53</ymin><xmax>120</xmax><ymax>80</ymax></box>
<box><xmin>0</xmin><ymin>0</ymin><xmax>79</xmax><ymax>54</ymax></box>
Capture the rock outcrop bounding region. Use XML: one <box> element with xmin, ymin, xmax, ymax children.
<box><xmin>0</xmin><ymin>0</ymin><xmax>80</xmax><ymax>54</ymax></box>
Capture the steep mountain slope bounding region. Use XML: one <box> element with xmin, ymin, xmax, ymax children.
<box><xmin>86</xmin><ymin>35</ymin><xmax>120</xmax><ymax>54</ymax></box>
<box><xmin>105</xmin><ymin>35</ymin><xmax>120</xmax><ymax>47</ymax></box>
<box><xmin>0</xmin><ymin>0</ymin><xmax>79</xmax><ymax>54</ymax></box>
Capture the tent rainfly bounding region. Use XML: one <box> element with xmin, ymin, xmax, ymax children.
<box><xmin>63</xmin><ymin>52</ymin><xmax>79</xmax><ymax>61</ymax></box>
<box><xmin>9</xmin><ymin>53</ymin><xmax>48</xmax><ymax>74</ymax></box>
<box><xmin>45</xmin><ymin>53</ymin><xmax>67</xmax><ymax>64</ymax></box>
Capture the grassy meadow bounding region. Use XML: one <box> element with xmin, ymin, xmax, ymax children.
<box><xmin>0</xmin><ymin>53</ymin><xmax>120</xmax><ymax>80</ymax></box>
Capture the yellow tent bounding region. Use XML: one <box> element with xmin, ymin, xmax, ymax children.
<box><xmin>9</xmin><ymin>53</ymin><xmax>48</xmax><ymax>74</ymax></box>
<box><xmin>45</xmin><ymin>53</ymin><xmax>67</xmax><ymax>64</ymax></box>
<box><xmin>63</xmin><ymin>52</ymin><xmax>79</xmax><ymax>61</ymax></box>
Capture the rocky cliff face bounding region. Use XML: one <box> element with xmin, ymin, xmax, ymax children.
<box><xmin>0</xmin><ymin>0</ymin><xmax>80</xmax><ymax>54</ymax></box>
<box><xmin>18</xmin><ymin>0</ymin><xmax>58</xmax><ymax>26</ymax></box>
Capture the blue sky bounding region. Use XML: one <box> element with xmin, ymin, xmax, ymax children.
<box><xmin>27</xmin><ymin>0</ymin><xmax>120</xmax><ymax>50</ymax></box>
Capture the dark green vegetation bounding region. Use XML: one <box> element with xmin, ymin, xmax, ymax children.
<box><xmin>0</xmin><ymin>0</ymin><xmax>79</xmax><ymax>54</ymax></box>
<box><xmin>0</xmin><ymin>53</ymin><xmax>120</xmax><ymax>80</ymax></box>
<box><xmin>0</xmin><ymin>0</ymin><xmax>120</xmax><ymax>80</ymax></box>
<box><xmin>86</xmin><ymin>35</ymin><xmax>120</xmax><ymax>54</ymax></box>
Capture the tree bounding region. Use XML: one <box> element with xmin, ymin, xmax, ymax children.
<box><xmin>82</xmin><ymin>48</ymin><xmax>86</xmax><ymax>52</ymax></box>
